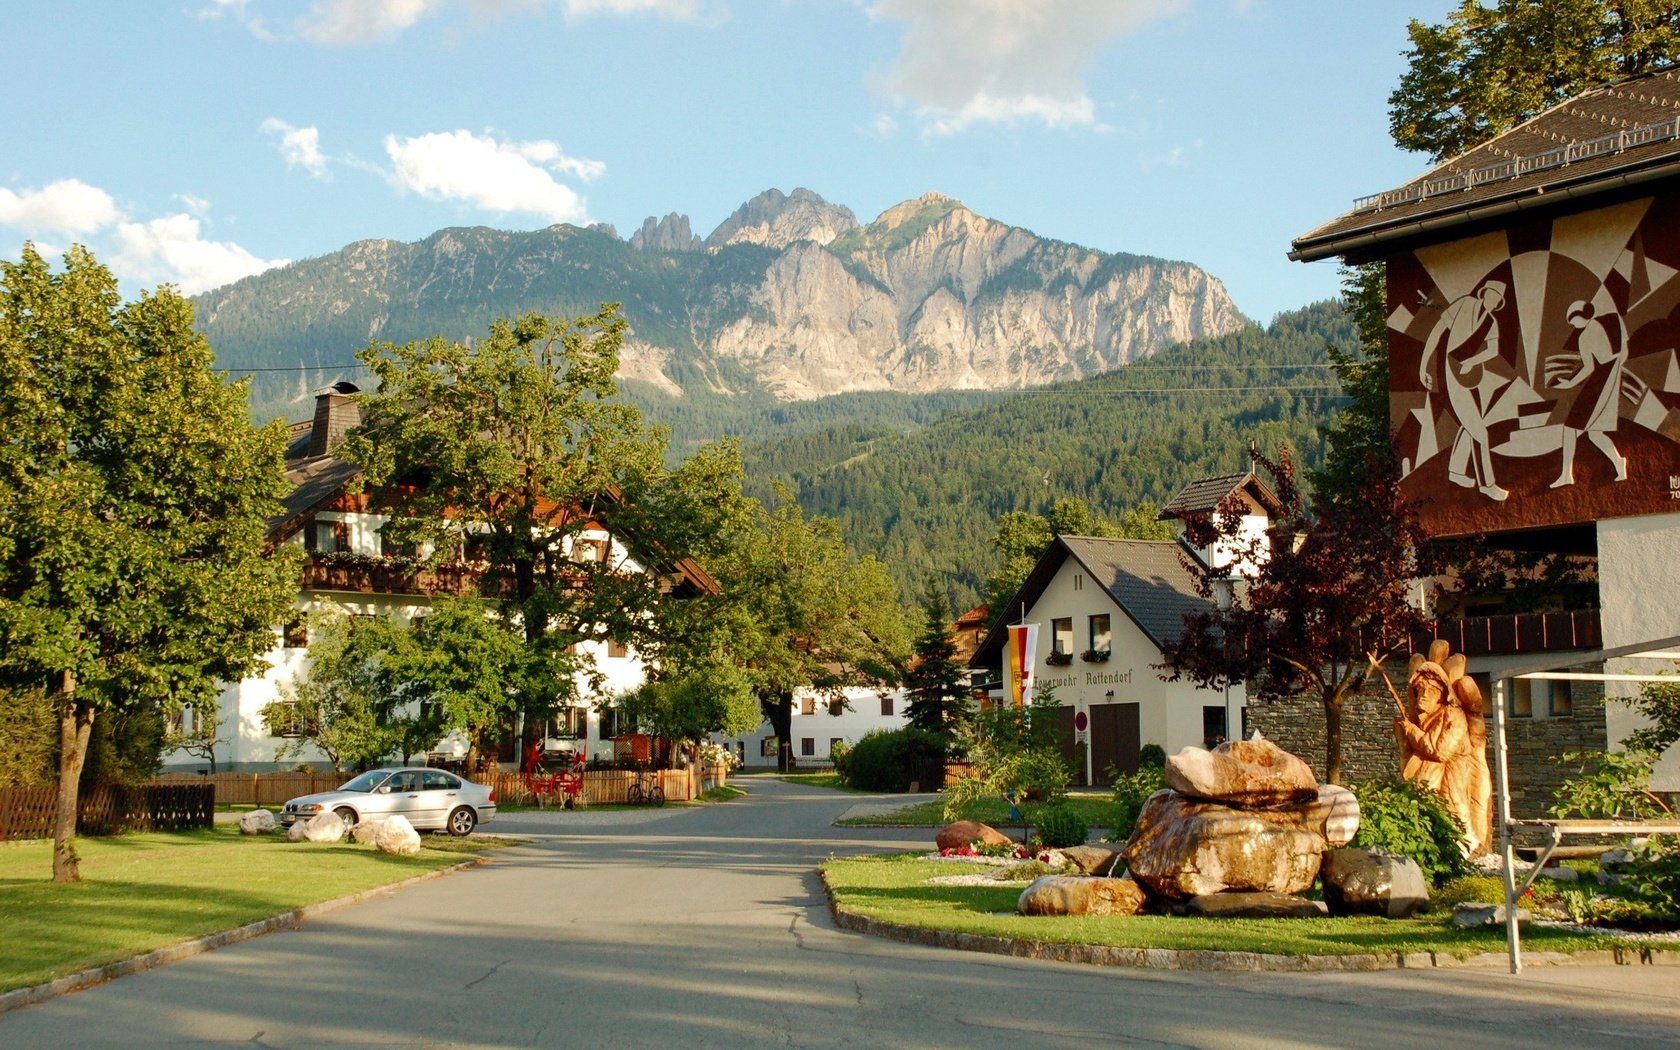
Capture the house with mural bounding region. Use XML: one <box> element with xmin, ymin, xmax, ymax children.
<box><xmin>162</xmin><ymin>382</ymin><xmax>717</xmax><ymax>772</ymax></box>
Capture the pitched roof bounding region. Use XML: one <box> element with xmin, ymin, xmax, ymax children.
<box><xmin>969</xmin><ymin>535</ymin><xmax>1212</xmax><ymax>668</ymax></box>
<box><xmin>1292</xmin><ymin>65</ymin><xmax>1680</xmax><ymax>263</ymax></box>
<box><xmin>1159</xmin><ymin>472</ymin><xmax>1285</xmax><ymax>520</ymax></box>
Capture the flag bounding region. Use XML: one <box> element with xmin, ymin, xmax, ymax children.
<box><xmin>1006</xmin><ymin>623</ymin><xmax>1039</xmax><ymax>707</ymax></box>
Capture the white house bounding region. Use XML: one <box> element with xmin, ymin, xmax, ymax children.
<box><xmin>968</xmin><ymin>475</ymin><xmax>1278</xmax><ymax>785</ymax></box>
<box><xmin>163</xmin><ymin>383</ymin><xmax>715</xmax><ymax>772</ymax></box>
<box><xmin>715</xmin><ymin>685</ymin><xmax>910</xmax><ymax>771</ymax></box>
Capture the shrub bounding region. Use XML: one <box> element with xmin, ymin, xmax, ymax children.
<box><xmin>1111</xmin><ymin>765</ymin><xmax>1167</xmax><ymax>843</ymax></box>
<box><xmin>1033</xmin><ymin>804</ymin><xmax>1089</xmax><ymax>848</ymax></box>
<box><xmin>830</xmin><ymin>739</ymin><xmax>853</xmax><ymax>782</ymax></box>
<box><xmin>1349</xmin><ymin>777</ymin><xmax>1470</xmax><ymax>887</ymax></box>
<box><xmin>1138</xmin><ymin>744</ymin><xmax>1167</xmax><ymax>769</ymax></box>
<box><xmin>1626</xmin><ymin>839</ymin><xmax>1680</xmax><ymax>921</ymax></box>
<box><xmin>841</xmin><ymin>728</ymin><xmax>946</xmax><ymax>792</ymax></box>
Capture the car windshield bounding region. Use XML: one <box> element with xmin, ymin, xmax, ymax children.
<box><xmin>337</xmin><ymin>770</ymin><xmax>394</xmax><ymax>793</ymax></box>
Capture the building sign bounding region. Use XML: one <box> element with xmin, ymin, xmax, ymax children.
<box><xmin>1388</xmin><ymin>194</ymin><xmax>1680</xmax><ymax>536</ymax></box>
<box><xmin>1005</xmin><ymin>623</ymin><xmax>1039</xmax><ymax>707</ymax></box>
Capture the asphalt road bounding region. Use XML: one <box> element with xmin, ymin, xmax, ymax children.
<box><xmin>3</xmin><ymin>777</ymin><xmax>1679</xmax><ymax>1049</ymax></box>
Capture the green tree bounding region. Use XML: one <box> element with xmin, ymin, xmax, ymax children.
<box><xmin>1390</xmin><ymin>0</ymin><xmax>1680</xmax><ymax>163</ymax></box>
<box><xmin>710</xmin><ymin>492</ymin><xmax>912</xmax><ymax>771</ymax></box>
<box><xmin>263</xmin><ymin>613</ymin><xmax>415</xmax><ymax>773</ymax></box>
<box><xmin>344</xmin><ymin>306</ymin><xmax>715</xmax><ymax>750</ymax></box>
<box><xmin>1311</xmin><ymin>264</ymin><xmax>1394</xmax><ymax>506</ymax></box>
<box><xmin>619</xmin><ymin>659</ymin><xmax>761</xmax><ymax>763</ymax></box>
<box><xmin>395</xmin><ymin>599</ymin><xmax>545</xmax><ymax>767</ymax></box>
<box><xmin>903</xmin><ymin>581</ymin><xmax>971</xmax><ymax>745</ymax></box>
<box><xmin>0</xmin><ymin>245</ymin><xmax>297</xmax><ymax>881</ymax></box>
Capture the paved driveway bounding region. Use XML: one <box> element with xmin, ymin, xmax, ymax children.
<box><xmin>3</xmin><ymin>778</ymin><xmax>1678</xmax><ymax>1048</ymax></box>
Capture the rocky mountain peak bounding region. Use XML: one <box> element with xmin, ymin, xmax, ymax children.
<box><xmin>704</xmin><ymin>187</ymin><xmax>859</xmax><ymax>250</ymax></box>
<box><xmin>629</xmin><ymin>213</ymin><xmax>701</xmax><ymax>252</ymax></box>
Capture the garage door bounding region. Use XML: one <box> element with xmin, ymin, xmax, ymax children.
<box><xmin>1088</xmin><ymin>702</ymin><xmax>1140</xmax><ymax>785</ymax></box>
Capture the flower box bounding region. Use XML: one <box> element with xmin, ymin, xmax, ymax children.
<box><xmin>1080</xmin><ymin>649</ymin><xmax>1111</xmax><ymax>663</ymax></box>
<box><xmin>1046</xmin><ymin>652</ymin><xmax>1073</xmax><ymax>666</ymax></box>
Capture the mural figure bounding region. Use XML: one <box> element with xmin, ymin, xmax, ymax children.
<box><xmin>1419</xmin><ymin>280</ymin><xmax>1512</xmax><ymax>501</ymax></box>
<box><xmin>1546</xmin><ymin>299</ymin><xmax>1629</xmax><ymax>488</ymax></box>
<box><xmin>1375</xmin><ymin>639</ymin><xmax>1493</xmax><ymax>857</ymax></box>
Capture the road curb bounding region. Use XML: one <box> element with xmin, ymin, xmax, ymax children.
<box><xmin>0</xmin><ymin>856</ymin><xmax>486</xmax><ymax>1017</ymax></box>
<box><xmin>820</xmin><ymin>870</ymin><xmax>1679</xmax><ymax>972</ymax></box>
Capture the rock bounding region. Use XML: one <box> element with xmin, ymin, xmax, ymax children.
<box><xmin>1185</xmin><ymin>892</ymin><xmax>1328</xmax><ymax>919</ymax></box>
<box><xmin>936</xmin><ymin>821</ymin><xmax>1014</xmax><ymax>852</ymax></box>
<box><xmin>375</xmin><ymin>815</ymin><xmax>423</xmax><ymax>857</ymax></box>
<box><xmin>1060</xmin><ymin>844</ymin><xmax>1124</xmax><ymax>876</ymax></box>
<box><xmin>1453</xmin><ymin>902</ymin><xmax>1531</xmax><ymax>927</ymax></box>
<box><xmin>1321</xmin><ymin>848</ymin><xmax>1430</xmax><ymax>918</ymax></box>
<box><xmin>1164</xmin><ymin>737</ymin><xmax>1319</xmax><ymax>807</ymax></box>
<box><xmin>1018</xmin><ymin>875</ymin><xmax>1147</xmax><ymax>917</ymax></box>
<box><xmin>1121</xmin><ymin>791</ymin><xmax>1325</xmax><ymax>899</ymax></box>
<box><xmin>1311</xmin><ymin>784</ymin><xmax>1360</xmax><ymax>847</ymax></box>
<box><xmin>302</xmin><ymin>812</ymin><xmax>347</xmax><ymax>843</ymax></box>
<box><xmin>238</xmin><ymin>809</ymin><xmax>276</xmax><ymax>835</ymax></box>
<box><xmin>1539</xmin><ymin>865</ymin><xmax>1578</xmax><ymax>883</ymax></box>
<box><xmin>286</xmin><ymin>821</ymin><xmax>309</xmax><ymax>842</ymax></box>
<box><xmin>351</xmin><ymin>819</ymin><xmax>386</xmax><ymax>845</ymax></box>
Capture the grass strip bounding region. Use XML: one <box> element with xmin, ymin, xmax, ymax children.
<box><xmin>822</xmin><ymin>853</ymin><xmax>1642</xmax><ymax>958</ymax></box>
<box><xmin>0</xmin><ymin>825</ymin><xmax>496</xmax><ymax>993</ymax></box>
<box><xmin>836</xmin><ymin>794</ymin><xmax>1120</xmax><ymax>830</ymax></box>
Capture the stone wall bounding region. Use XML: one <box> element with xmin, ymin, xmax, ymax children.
<box><xmin>1247</xmin><ymin>659</ymin><xmax>1608</xmax><ymax>819</ymax></box>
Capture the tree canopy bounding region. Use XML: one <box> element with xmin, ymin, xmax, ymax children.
<box><xmin>0</xmin><ymin>244</ymin><xmax>297</xmax><ymax>880</ymax></box>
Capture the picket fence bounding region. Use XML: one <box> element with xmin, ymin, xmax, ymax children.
<box><xmin>0</xmin><ymin>783</ymin><xmax>215</xmax><ymax>840</ymax></box>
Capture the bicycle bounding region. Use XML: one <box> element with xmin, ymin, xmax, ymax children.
<box><xmin>625</xmin><ymin>764</ymin><xmax>665</xmax><ymax>807</ymax></box>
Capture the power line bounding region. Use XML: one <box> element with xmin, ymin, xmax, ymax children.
<box><xmin>221</xmin><ymin>363</ymin><xmax>371</xmax><ymax>374</ymax></box>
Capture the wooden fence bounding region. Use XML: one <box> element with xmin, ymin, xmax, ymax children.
<box><xmin>0</xmin><ymin>784</ymin><xmax>215</xmax><ymax>840</ymax></box>
<box><xmin>149</xmin><ymin>762</ymin><xmax>730</xmax><ymax>808</ymax></box>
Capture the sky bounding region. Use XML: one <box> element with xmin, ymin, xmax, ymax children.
<box><xmin>2</xmin><ymin>0</ymin><xmax>1460</xmax><ymax>324</ymax></box>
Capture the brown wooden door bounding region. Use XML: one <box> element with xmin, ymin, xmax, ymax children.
<box><xmin>1089</xmin><ymin>702</ymin><xmax>1140</xmax><ymax>785</ymax></box>
<box><xmin>1054</xmin><ymin>707</ymin><xmax>1086</xmax><ymax>786</ymax></box>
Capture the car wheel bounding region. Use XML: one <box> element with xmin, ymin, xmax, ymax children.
<box><xmin>447</xmin><ymin>806</ymin><xmax>477</xmax><ymax>837</ymax></box>
<box><xmin>334</xmin><ymin>806</ymin><xmax>358</xmax><ymax>830</ymax></box>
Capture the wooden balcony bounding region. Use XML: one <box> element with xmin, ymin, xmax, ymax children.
<box><xmin>1415</xmin><ymin>609</ymin><xmax>1601</xmax><ymax>658</ymax></box>
<box><xmin>300</xmin><ymin>557</ymin><xmax>488</xmax><ymax>598</ymax></box>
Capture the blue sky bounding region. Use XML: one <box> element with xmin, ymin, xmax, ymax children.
<box><xmin>2</xmin><ymin>1</ymin><xmax>1455</xmax><ymax>322</ymax></box>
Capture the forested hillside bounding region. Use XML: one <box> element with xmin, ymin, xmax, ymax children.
<box><xmin>740</xmin><ymin>301</ymin><xmax>1356</xmax><ymax>611</ymax></box>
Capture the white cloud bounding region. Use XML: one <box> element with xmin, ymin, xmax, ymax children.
<box><xmin>384</xmin><ymin>130</ymin><xmax>598</xmax><ymax>223</ymax></box>
<box><xmin>193</xmin><ymin>0</ymin><xmax>276</xmax><ymax>39</ymax></box>
<box><xmin>0</xmin><ymin>179</ymin><xmax>121</xmax><ymax>236</ymax></box>
<box><xmin>261</xmin><ymin>118</ymin><xmax>331</xmax><ymax>179</ymax></box>
<box><xmin>111</xmin><ymin>214</ymin><xmax>287</xmax><ymax>295</ymax></box>
<box><xmin>562</xmin><ymin>0</ymin><xmax>703</xmax><ymax>18</ymax></box>
<box><xmin>869</xmin><ymin>0</ymin><xmax>1187</xmax><ymax>135</ymax></box>
<box><xmin>299</xmin><ymin>0</ymin><xmax>446</xmax><ymax>44</ymax></box>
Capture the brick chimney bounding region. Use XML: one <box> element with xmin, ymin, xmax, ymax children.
<box><xmin>306</xmin><ymin>381</ymin><xmax>361</xmax><ymax>458</ymax></box>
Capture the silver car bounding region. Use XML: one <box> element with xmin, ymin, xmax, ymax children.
<box><xmin>280</xmin><ymin>767</ymin><xmax>497</xmax><ymax>836</ymax></box>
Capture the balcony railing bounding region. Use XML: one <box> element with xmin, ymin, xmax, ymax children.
<box><xmin>300</xmin><ymin>557</ymin><xmax>489</xmax><ymax>598</ymax></box>
<box><xmin>1414</xmin><ymin>609</ymin><xmax>1601</xmax><ymax>659</ymax></box>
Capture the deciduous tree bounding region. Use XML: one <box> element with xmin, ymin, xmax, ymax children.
<box><xmin>0</xmin><ymin>245</ymin><xmax>297</xmax><ymax>881</ymax></box>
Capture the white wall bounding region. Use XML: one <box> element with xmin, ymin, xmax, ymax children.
<box><xmin>719</xmin><ymin>686</ymin><xmax>907</xmax><ymax>769</ymax></box>
<box><xmin>1598</xmin><ymin>513</ymin><xmax>1680</xmax><ymax>790</ymax></box>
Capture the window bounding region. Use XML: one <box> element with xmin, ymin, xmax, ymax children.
<box><xmin>1549</xmin><ymin>679</ymin><xmax>1574</xmax><ymax>718</ymax></box>
<box><xmin>268</xmin><ymin>701</ymin><xmax>302</xmax><ymax>739</ymax></box>
<box><xmin>379</xmin><ymin>525</ymin><xmax>417</xmax><ymax>560</ymax></box>
<box><xmin>313</xmin><ymin>518</ymin><xmax>350</xmax><ymax>554</ymax></box>
<box><xmin>549</xmin><ymin>707</ymin><xmax>588</xmax><ymax>739</ymax></box>
<box><xmin>166</xmin><ymin>705</ymin><xmax>202</xmax><ymax>737</ymax></box>
<box><xmin>880</xmin><ymin>695</ymin><xmax>894</xmax><ymax>717</ymax></box>
<box><xmin>421</xmin><ymin>770</ymin><xmax>457</xmax><ymax>790</ymax></box>
<box><xmin>1511</xmin><ymin>679</ymin><xmax>1534</xmax><ymax>718</ymax></box>
<box><xmin>828</xmin><ymin>697</ymin><xmax>844</xmax><ymax>716</ymax></box>
<box><xmin>1512</xmin><ymin>678</ymin><xmax>1573</xmax><ymax>719</ymax></box>
<box><xmin>597</xmin><ymin>706</ymin><xmax>619</xmax><ymax>740</ymax></box>
<box><xmin>574</xmin><ymin>537</ymin><xmax>608</xmax><ymax>563</ymax></box>
<box><xmin>607</xmin><ymin>639</ymin><xmax>628</xmax><ymax>659</ymax></box>
<box><xmin>800</xmin><ymin>696</ymin><xmax>816</xmax><ymax>716</ymax></box>
<box><xmin>1089</xmin><ymin>614</ymin><xmax>1112</xmax><ymax>653</ymax></box>
<box><xmin>283</xmin><ymin>613</ymin><xmax>309</xmax><ymax>649</ymax></box>
<box><xmin>1051</xmin><ymin>617</ymin><xmax>1073</xmax><ymax>655</ymax></box>
<box><xmin>830</xmin><ymin>738</ymin><xmax>844</xmax><ymax>757</ymax></box>
<box><xmin>1202</xmin><ymin>706</ymin><xmax>1228</xmax><ymax>749</ymax></box>
<box><xmin>800</xmin><ymin>737</ymin><xmax>815</xmax><ymax>757</ymax></box>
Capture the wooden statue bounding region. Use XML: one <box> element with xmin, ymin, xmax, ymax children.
<box><xmin>1373</xmin><ymin>640</ymin><xmax>1494</xmax><ymax>857</ymax></box>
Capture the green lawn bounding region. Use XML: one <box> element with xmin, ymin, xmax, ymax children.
<box><xmin>822</xmin><ymin>853</ymin><xmax>1641</xmax><ymax>958</ymax></box>
<box><xmin>836</xmin><ymin>793</ymin><xmax>1120</xmax><ymax>830</ymax></box>
<box><xmin>736</xmin><ymin>770</ymin><xmax>868</xmax><ymax>793</ymax></box>
<box><xmin>0</xmin><ymin>826</ymin><xmax>495</xmax><ymax>994</ymax></box>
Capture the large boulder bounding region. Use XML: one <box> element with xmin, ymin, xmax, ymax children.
<box><xmin>936</xmin><ymin>820</ymin><xmax>1014</xmax><ymax>852</ymax></box>
<box><xmin>286</xmin><ymin>821</ymin><xmax>309</xmax><ymax>842</ymax></box>
<box><xmin>351</xmin><ymin>819</ymin><xmax>386</xmax><ymax>845</ymax></box>
<box><xmin>375</xmin><ymin>815</ymin><xmax>423</xmax><ymax>856</ymax></box>
<box><xmin>238</xmin><ymin>809</ymin><xmax>277</xmax><ymax>835</ymax></box>
<box><xmin>1185</xmin><ymin>892</ymin><xmax>1328</xmax><ymax>919</ymax></box>
<box><xmin>1165</xmin><ymin>737</ymin><xmax>1319</xmax><ymax>807</ymax></box>
<box><xmin>1321</xmin><ymin>848</ymin><xmax>1429</xmax><ymax>918</ymax></box>
<box><xmin>1309</xmin><ymin>784</ymin><xmax>1360</xmax><ymax>847</ymax></box>
<box><xmin>1060</xmin><ymin>844</ymin><xmax>1124</xmax><ymax>876</ymax></box>
<box><xmin>1120</xmin><ymin>791</ymin><xmax>1325</xmax><ymax>899</ymax></box>
<box><xmin>302</xmin><ymin>811</ymin><xmax>348</xmax><ymax>843</ymax></box>
<box><xmin>1018</xmin><ymin>875</ymin><xmax>1147</xmax><ymax>917</ymax></box>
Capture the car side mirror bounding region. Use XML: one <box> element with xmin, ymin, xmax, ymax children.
<box><xmin>377</xmin><ymin>786</ymin><xmax>391</xmax><ymax>794</ymax></box>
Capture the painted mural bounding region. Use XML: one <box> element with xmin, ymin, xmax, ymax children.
<box><xmin>1389</xmin><ymin>195</ymin><xmax>1680</xmax><ymax>537</ymax></box>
